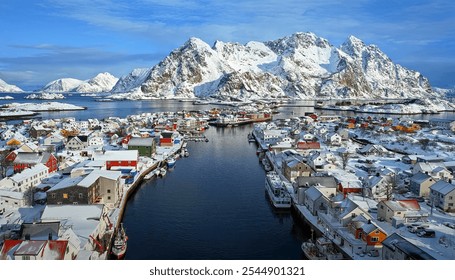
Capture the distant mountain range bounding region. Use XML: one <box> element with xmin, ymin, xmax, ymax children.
<box><xmin>0</xmin><ymin>78</ymin><xmax>23</xmax><ymax>93</ymax></box>
<box><xmin>110</xmin><ymin>32</ymin><xmax>439</xmax><ymax>100</ymax></box>
<box><xmin>0</xmin><ymin>32</ymin><xmax>450</xmax><ymax>100</ymax></box>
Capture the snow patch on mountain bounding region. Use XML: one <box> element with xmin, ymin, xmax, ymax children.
<box><xmin>41</xmin><ymin>78</ymin><xmax>84</xmax><ymax>92</ymax></box>
<box><xmin>105</xmin><ymin>32</ymin><xmax>440</xmax><ymax>101</ymax></box>
<box><xmin>0</xmin><ymin>78</ymin><xmax>23</xmax><ymax>93</ymax></box>
<box><xmin>74</xmin><ymin>72</ymin><xmax>118</xmax><ymax>93</ymax></box>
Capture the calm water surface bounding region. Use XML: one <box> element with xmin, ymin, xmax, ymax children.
<box><xmin>122</xmin><ymin>126</ymin><xmax>310</xmax><ymax>260</ymax></box>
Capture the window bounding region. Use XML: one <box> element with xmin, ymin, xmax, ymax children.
<box><xmin>108</xmin><ymin>196</ymin><xmax>111</xmax><ymax>200</ymax></box>
<box><xmin>79</xmin><ymin>193</ymin><xmax>83</xmax><ymax>199</ymax></box>
<box><xmin>107</xmin><ymin>189</ymin><xmax>111</xmax><ymax>194</ymax></box>
<box><xmin>370</xmin><ymin>237</ymin><xmax>379</xmax><ymax>242</ymax></box>
<box><xmin>63</xmin><ymin>193</ymin><xmax>68</xmax><ymax>199</ymax></box>
<box><xmin>51</xmin><ymin>193</ymin><xmax>56</xmax><ymax>198</ymax></box>
<box><xmin>450</xmin><ymin>196</ymin><xmax>453</xmax><ymax>200</ymax></box>
<box><xmin>449</xmin><ymin>203</ymin><xmax>454</xmax><ymax>207</ymax></box>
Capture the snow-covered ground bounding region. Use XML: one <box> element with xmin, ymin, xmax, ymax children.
<box><xmin>1</xmin><ymin>102</ymin><xmax>85</xmax><ymax>112</ymax></box>
<box><xmin>25</xmin><ymin>92</ymin><xmax>65</xmax><ymax>100</ymax></box>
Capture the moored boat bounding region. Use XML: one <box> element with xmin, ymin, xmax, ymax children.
<box><xmin>265</xmin><ymin>171</ymin><xmax>291</xmax><ymax>209</ymax></box>
<box><xmin>167</xmin><ymin>157</ymin><xmax>176</xmax><ymax>168</ymax></box>
<box><xmin>111</xmin><ymin>223</ymin><xmax>128</xmax><ymax>259</ymax></box>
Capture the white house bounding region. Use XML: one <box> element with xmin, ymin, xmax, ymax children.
<box><xmin>430</xmin><ymin>181</ymin><xmax>455</xmax><ymax>212</ymax></box>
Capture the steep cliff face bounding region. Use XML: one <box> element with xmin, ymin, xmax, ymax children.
<box><xmin>111</xmin><ymin>32</ymin><xmax>437</xmax><ymax>100</ymax></box>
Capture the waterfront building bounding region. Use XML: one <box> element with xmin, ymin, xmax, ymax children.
<box><xmin>382</xmin><ymin>233</ymin><xmax>435</xmax><ymax>260</ymax></box>
<box><xmin>92</xmin><ymin>150</ymin><xmax>138</xmax><ymax>170</ymax></box>
<box><xmin>127</xmin><ymin>137</ymin><xmax>156</xmax><ymax>157</ymax></box>
<box><xmin>12</xmin><ymin>151</ymin><xmax>57</xmax><ymax>173</ymax></box>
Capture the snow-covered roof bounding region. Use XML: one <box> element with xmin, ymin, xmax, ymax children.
<box><xmin>410</xmin><ymin>172</ymin><xmax>432</xmax><ymax>184</ymax></box>
<box><xmin>11</xmin><ymin>163</ymin><xmax>48</xmax><ymax>182</ymax></box>
<box><xmin>382</xmin><ymin>233</ymin><xmax>435</xmax><ymax>260</ymax></box>
<box><xmin>430</xmin><ymin>181</ymin><xmax>455</xmax><ymax>195</ymax></box>
<box><xmin>93</xmin><ymin>150</ymin><xmax>138</xmax><ymax>161</ymax></box>
<box><xmin>78</xmin><ymin>170</ymin><xmax>121</xmax><ymax>188</ymax></box>
<box><xmin>0</xmin><ymin>189</ymin><xmax>24</xmax><ymax>200</ymax></box>
<box><xmin>128</xmin><ymin>137</ymin><xmax>155</xmax><ymax>146</ymax></box>
<box><xmin>40</xmin><ymin>204</ymin><xmax>104</xmax><ymax>247</ymax></box>
<box><xmin>48</xmin><ymin>176</ymin><xmax>84</xmax><ymax>192</ymax></box>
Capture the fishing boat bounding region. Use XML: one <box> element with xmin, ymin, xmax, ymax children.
<box><xmin>302</xmin><ymin>235</ymin><xmax>344</xmax><ymax>260</ymax></box>
<box><xmin>167</xmin><ymin>157</ymin><xmax>176</xmax><ymax>168</ymax></box>
<box><xmin>111</xmin><ymin>223</ymin><xmax>127</xmax><ymax>259</ymax></box>
<box><xmin>264</xmin><ymin>171</ymin><xmax>291</xmax><ymax>209</ymax></box>
<box><xmin>184</xmin><ymin>149</ymin><xmax>189</xmax><ymax>157</ymax></box>
<box><xmin>159</xmin><ymin>167</ymin><xmax>167</xmax><ymax>177</ymax></box>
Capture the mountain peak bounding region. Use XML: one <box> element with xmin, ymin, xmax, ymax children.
<box><xmin>0</xmin><ymin>78</ymin><xmax>23</xmax><ymax>93</ymax></box>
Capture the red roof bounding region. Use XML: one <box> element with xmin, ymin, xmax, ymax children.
<box><xmin>1</xmin><ymin>240</ymin><xmax>22</xmax><ymax>259</ymax></box>
<box><xmin>297</xmin><ymin>141</ymin><xmax>321</xmax><ymax>150</ymax></box>
<box><xmin>45</xmin><ymin>240</ymin><xmax>68</xmax><ymax>260</ymax></box>
<box><xmin>398</xmin><ymin>199</ymin><xmax>421</xmax><ymax>210</ymax></box>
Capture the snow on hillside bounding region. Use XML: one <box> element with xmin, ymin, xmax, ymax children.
<box><xmin>108</xmin><ymin>32</ymin><xmax>438</xmax><ymax>101</ymax></box>
<box><xmin>41</xmin><ymin>78</ymin><xmax>84</xmax><ymax>92</ymax></box>
<box><xmin>111</xmin><ymin>68</ymin><xmax>151</xmax><ymax>93</ymax></box>
<box><xmin>0</xmin><ymin>78</ymin><xmax>23</xmax><ymax>93</ymax></box>
<box><xmin>74</xmin><ymin>72</ymin><xmax>118</xmax><ymax>93</ymax></box>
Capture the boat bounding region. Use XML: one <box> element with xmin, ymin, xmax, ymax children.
<box><xmin>159</xmin><ymin>167</ymin><xmax>167</xmax><ymax>177</ymax></box>
<box><xmin>264</xmin><ymin>171</ymin><xmax>291</xmax><ymax>209</ymax></box>
<box><xmin>302</xmin><ymin>236</ymin><xmax>344</xmax><ymax>260</ymax></box>
<box><xmin>111</xmin><ymin>223</ymin><xmax>128</xmax><ymax>259</ymax></box>
<box><xmin>184</xmin><ymin>149</ymin><xmax>189</xmax><ymax>157</ymax></box>
<box><xmin>144</xmin><ymin>170</ymin><xmax>156</xmax><ymax>180</ymax></box>
<box><xmin>301</xmin><ymin>240</ymin><xmax>326</xmax><ymax>260</ymax></box>
<box><xmin>167</xmin><ymin>157</ymin><xmax>176</xmax><ymax>168</ymax></box>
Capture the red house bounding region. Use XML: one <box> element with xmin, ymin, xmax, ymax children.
<box><xmin>13</xmin><ymin>152</ymin><xmax>58</xmax><ymax>173</ymax></box>
<box><xmin>296</xmin><ymin>141</ymin><xmax>321</xmax><ymax>150</ymax></box>
<box><xmin>160</xmin><ymin>131</ymin><xmax>175</xmax><ymax>147</ymax></box>
<box><xmin>93</xmin><ymin>150</ymin><xmax>138</xmax><ymax>170</ymax></box>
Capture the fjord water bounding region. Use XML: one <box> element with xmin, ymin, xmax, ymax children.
<box><xmin>122</xmin><ymin>125</ymin><xmax>310</xmax><ymax>260</ymax></box>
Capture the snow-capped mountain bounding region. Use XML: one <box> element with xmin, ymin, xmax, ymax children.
<box><xmin>111</xmin><ymin>68</ymin><xmax>151</xmax><ymax>93</ymax></box>
<box><xmin>41</xmin><ymin>78</ymin><xmax>84</xmax><ymax>92</ymax></box>
<box><xmin>111</xmin><ymin>32</ymin><xmax>436</xmax><ymax>100</ymax></box>
<box><xmin>0</xmin><ymin>78</ymin><xmax>23</xmax><ymax>93</ymax></box>
<box><xmin>74</xmin><ymin>72</ymin><xmax>118</xmax><ymax>93</ymax></box>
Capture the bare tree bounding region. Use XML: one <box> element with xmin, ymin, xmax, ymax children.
<box><xmin>340</xmin><ymin>151</ymin><xmax>351</xmax><ymax>170</ymax></box>
<box><xmin>419</xmin><ymin>138</ymin><xmax>430</xmax><ymax>151</ymax></box>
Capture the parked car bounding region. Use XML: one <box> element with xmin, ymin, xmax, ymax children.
<box><xmin>417</xmin><ymin>229</ymin><xmax>436</xmax><ymax>238</ymax></box>
<box><xmin>443</xmin><ymin>222</ymin><xmax>455</xmax><ymax>229</ymax></box>
<box><xmin>408</xmin><ymin>224</ymin><xmax>429</xmax><ymax>233</ymax></box>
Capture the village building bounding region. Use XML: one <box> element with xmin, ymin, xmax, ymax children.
<box><xmin>377</xmin><ymin>199</ymin><xmax>428</xmax><ymax>226</ymax></box>
<box><xmin>409</xmin><ymin>172</ymin><xmax>436</xmax><ymax>197</ymax></box>
<box><xmin>92</xmin><ymin>150</ymin><xmax>138</xmax><ymax>170</ymax></box>
<box><xmin>12</xmin><ymin>151</ymin><xmax>57</xmax><ymax>173</ymax></box>
<box><xmin>382</xmin><ymin>233</ymin><xmax>435</xmax><ymax>260</ymax></box>
<box><xmin>429</xmin><ymin>181</ymin><xmax>455</xmax><ymax>212</ymax></box>
<box><xmin>127</xmin><ymin>137</ymin><xmax>156</xmax><ymax>157</ymax></box>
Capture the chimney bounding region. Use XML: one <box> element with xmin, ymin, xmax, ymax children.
<box><xmin>48</xmin><ymin>232</ymin><xmax>53</xmax><ymax>240</ymax></box>
<box><xmin>25</xmin><ymin>233</ymin><xmax>30</xmax><ymax>240</ymax></box>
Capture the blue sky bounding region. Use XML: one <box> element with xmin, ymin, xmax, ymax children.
<box><xmin>0</xmin><ymin>0</ymin><xmax>454</xmax><ymax>90</ymax></box>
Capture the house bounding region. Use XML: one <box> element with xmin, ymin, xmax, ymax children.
<box><xmin>429</xmin><ymin>181</ymin><xmax>455</xmax><ymax>212</ymax></box>
<box><xmin>307</xmin><ymin>152</ymin><xmax>327</xmax><ymax>171</ymax></box>
<box><xmin>127</xmin><ymin>137</ymin><xmax>156</xmax><ymax>157</ymax></box>
<box><xmin>296</xmin><ymin>141</ymin><xmax>321</xmax><ymax>154</ymax></box>
<box><xmin>409</xmin><ymin>172</ymin><xmax>436</xmax><ymax>197</ymax></box>
<box><xmin>325</xmin><ymin>132</ymin><xmax>342</xmax><ymax>146</ymax></box>
<box><xmin>159</xmin><ymin>131</ymin><xmax>176</xmax><ymax>147</ymax></box>
<box><xmin>43</xmin><ymin>134</ymin><xmax>65</xmax><ymax>152</ymax></box>
<box><xmin>348</xmin><ymin>215</ymin><xmax>387</xmax><ymax>250</ymax></box>
<box><xmin>88</xmin><ymin>136</ymin><xmax>104</xmax><ymax>147</ymax></box>
<box><xmin>282</xmin><ymin>155</ymin><xmax>313</xmax><ymax>183</ymax></box>
<box><xmin>46</xmin><ymin>176</ymin><xmax>86</xmax><ymax>205</ymax></box>
<box><xmin>304</xmin><ymin>186</ymin><xmax>337</xmax><ymax>216</ymax></box>
<box><xmin>382</xmin><ymin>233</ymin><xmax>435</xmax><ymax>260</ymax></box>
<box><xmin>66</xmin><ymin>135</ymin><xmax>89</xmax><ymax>151</ymax></box>
<box><xmin>0</xmin><ymin>239</ymin><xmax>69</xmax><ymax>260</ymax></box>
<box><xmin>366</xmin><ymin>174</ymin><xmax>394</xmax><ymax>200</ymax></box>
<box><xmin>0</xmin><ymin>163</ymin><xmax>49</xmax><ymax>191</ymax></box>
<box><xmin>46</xmin><ymin>170</ymin><xmax>122</xmax><ymax>205</ymax></box>
<box><xmin>29</xmin><ymin>126</ymin><xmax>52</xmax><ymax>139</ymax></box>
<box><xmin>356</xmin><ymin>144</ymin><xmax>390</xmax><ymax>157</ymax></box>
<box><xmin>13</xmin><ymin>152</ymin><xmax>57</xmax><ymax>173</ymax></box>
<box><xmin>40</xmin><ymin>204</ymin><xmax>109</xmax><ymax>257</ymax></box>
<box><xmin>92</xmin><ymin>150</ymin><xmax>138</xmax><ymax>170</ymax></box>
<box><xmin>377</xmin><ymin>200</ymin><xmax>428</xmax><ymax>225</ymax></box>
